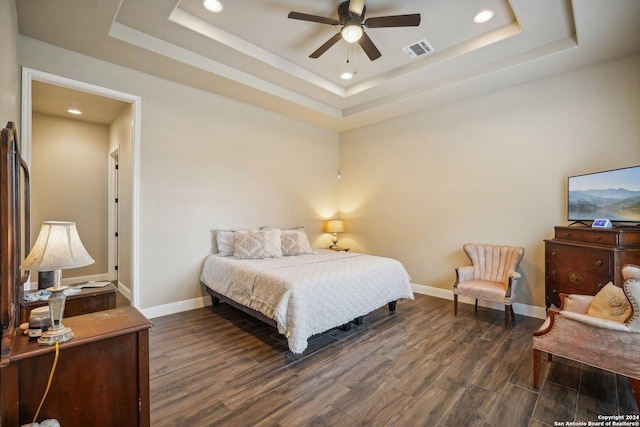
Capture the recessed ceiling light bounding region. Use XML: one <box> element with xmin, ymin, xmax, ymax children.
<box><xmin>340</xmin><ymin>72</ymin><xmax>353</xmax><ymax>80</ymax></box>
<box><xmin>203</xmin><ymin>0</ymin><xmax>223</xmax><ymax>13</ymax></box>
<box><xmin>67</xmin><ymin>109</ymin><xmax>82</xmax><ymax>115</ymax></box>
<box><xmin>474</xmin><ymin>10</ymin><xmax>494</xmax><ymax>24</ymax></box>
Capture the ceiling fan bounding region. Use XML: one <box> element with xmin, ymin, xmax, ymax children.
<box><xmin>288</xmin><ymin>0</ymin><xmax>421</xmax><ymax>61</ymax></box>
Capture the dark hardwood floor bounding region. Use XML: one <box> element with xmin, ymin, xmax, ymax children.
<box><xmin>146</xmin><ymin>294</ymin><xmax>639</xmax><ymax>426</ymax></box>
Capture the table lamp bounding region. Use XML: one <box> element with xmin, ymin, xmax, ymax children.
<box><xmin>324</xmin><ymin>220</ymin><xmax>344</xmax><ymax>249</ymax></box>
<box><xmin>21</xmin><ymin>221</ymin><xmax>95</xmax><ymax>345</ymax></box>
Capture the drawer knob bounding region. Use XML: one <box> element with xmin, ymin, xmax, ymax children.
<box><xmin>596</xmin><ymin>260</ymin><xmax>603</xmax><ymax>266</ymax></box>
<box><xmin>552</xmin><ymin>289</ymin><xmax>557</xmax><ymax>294</ymax></box>
<box><xmin>551</xmin><ymin>251</ymin><xmax>556</xmax><ymax>256</ymax></box>
<box><xmin>551</xmin><ymin>270</ymin><xmax>556</xmax><ymax>276</ymax></box>
<box><xmin>597</xmin><ymin>283</ymin><xmax>605</xmax><ymax>288</ymax></box>
<box><xmin>595</xmin><ymin>235</ymin><xmax>602</xmax><ymax>240</ymax></box>
<box><xmin>564</xmin><ymin>233</ymin><xmax>571</xmax><ymax>237</ymax></box>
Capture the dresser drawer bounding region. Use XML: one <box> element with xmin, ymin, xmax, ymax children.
<box><xmin>547</xmin><ymin>265</ymin><xmax>610</xmax><ymax>294</ymax></box>
<box><xmin>554</xmin><ymin>228</ymin><xmax>619</xmax><ymax>245</ymax></box>
<box><xmin>546</xmin><ymin>243</ymin><xmax>611</xmax><ymax>276</ymax></box>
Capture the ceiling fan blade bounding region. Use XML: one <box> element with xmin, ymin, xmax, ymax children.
<box><xmin>364</xmin><ymin>14</ymin><xmax>421</xmax><ymax>28</ymax></box>
<box><xmin>310</xmin><ymin>33</ymin><xmax>343</xmax><ymax>58</ymax></box>
<box><xmin>348</xmin><ymin>0</ymin><xmax>366</xmax><ymax>16</ymax></box>
<box><xmin>288</xmin><ymin>11</ymin><xmax>339</xmax><ymax>26</ymax></box>
<box><xmin>358</xmin><ymin>31</ymin><xmax>381</xmax><ymax>61</ymax></box>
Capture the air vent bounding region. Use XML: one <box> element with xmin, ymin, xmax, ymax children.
<box><xmin>402</xmin><ymin>39</ymin><xmax>435</xmax><ymax>59</ymax></box>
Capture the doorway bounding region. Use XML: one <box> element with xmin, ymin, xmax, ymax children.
<box><xmin>21</xmin><ymin>68</ymin><xmax>141</xmax><ymax>308</ymax></box>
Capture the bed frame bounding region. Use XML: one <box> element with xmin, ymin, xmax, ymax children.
<box><xmin>204</xmin><ymin>286</ymin><xmax>397</xmax><ymax>332</ymax></box>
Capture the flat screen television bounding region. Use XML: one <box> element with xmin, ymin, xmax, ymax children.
<box><xmin>568</xmin><ymin>165</ymin><xmax>640</xmax><ymax>224</ymax></box>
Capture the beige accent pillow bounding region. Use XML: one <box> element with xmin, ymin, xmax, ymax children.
<box><xmin>281</xmin><ymin>228</ymin><xmax>313</xmax><ymax>256</ymax></box>
<box><xmin>587</xmin><ymin>282</ymin><xmax>632</xmax><ymax>323</ymax></box>
<box><xmin>233</xmin><ymin>230</ymin><xmax>268</xmax><ymax>259</ymax></box>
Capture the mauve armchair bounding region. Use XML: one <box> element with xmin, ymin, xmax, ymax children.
<box><xmin>533</xmin><ymin>264</ymin><xmax>640</xmax><ymax>407</ymax></box>
<box><xmin>453</xmin><ymin>243</ymin><xmax>525</xmax><ymax>328</ymax></box>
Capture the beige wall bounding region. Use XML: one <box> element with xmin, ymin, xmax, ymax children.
<box><xmin>31</xmin><ymin>113</ymin><xmax>110</xmax><ymax>279</ymax></box>
<box><xmin>0</xmin><ymin>0</ymin><xmax>19</xmax><ymax>123</ymax></box>
<box><xmin>109</xmin><ymin>103</ymin><xmax>133</xmax><ymax>290</ymax></box>
<box><xmin>19</xmin><ymin>36</ymin><xmax>340</xmax><ymax>309</ymax></box>
<box><xmin>339</xmin><ymin>54</ymin><xmax>640</xmax><ymax>308</ymax></box>
<box><xmin>13</xmin><ymin>31</ymin><xmax>640</xmax><ymax>311</ymax></box>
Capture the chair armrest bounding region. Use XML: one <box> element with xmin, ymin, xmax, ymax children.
<box><xmin>533</xmin><ymin>309</ymin><xmax>558</xmax><ymax>336</ymax></box>
<box><xmin>505</xmin><ymin>271</ymin><xmax>522</xmax><ymax>298</ymax></box>
<box><xmin>559</xmin><ymin>293</ymin><xmax>594</xmax><ymax>314</ymax></box>
<box><xmin>622</xmin><ymin>269</ymin><xmax>640</xmax><ymax>332</ymax></box>
<box><xmin>454</xmin><ymin>266</ymin><xmax>474</xmax><ymax>285</ymax></box>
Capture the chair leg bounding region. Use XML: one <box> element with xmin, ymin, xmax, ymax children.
<box><xmin>533</xmin><ymin>349</ymin><xmax>540</xmax><ymax>388</ymax></box>
<box><xmin>474</xmin><ymin>299</ymin><xmax>478</xmax><ymax>313</ymax></box>
<box><xmin>510</xmin><ymin>305</ymin><xmax>515</xmax><ymax>320</ymax></box>
<box><xmin>504</xmin><ymin>306</ymin><xmax>509</xmax><ymax>329</ymax></box>
<box><xmin>454</xmin><ymin>294</ymin><xmax>458</xmax><ymax>316</ymax></box>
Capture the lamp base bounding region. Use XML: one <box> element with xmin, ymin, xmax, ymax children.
<box><xmin>38</xmin><ymin>326</ymin><xmax>74</xmax><ymax>346</ymax></box>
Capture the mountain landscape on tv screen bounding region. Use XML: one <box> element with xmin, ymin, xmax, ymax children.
<box><xmin>568</xmin><ymin>188</ymin><xmax>640</xmax><ymax>221</ymax></box>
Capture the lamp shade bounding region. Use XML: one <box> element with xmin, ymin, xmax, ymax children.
<box><xmin>21</xmin><ymin>221</ymin><xmax>95</xmax><ymax>271</ymax></box>
<box><xmin>324</xmin><ymin>220</ymin><xmax>344</xmax><ymax>234</ymax></box>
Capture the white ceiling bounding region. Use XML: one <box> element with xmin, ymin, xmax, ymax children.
<box><xmin>16</xmin><ymin>0</ymin><xmax>640</xmax><ymax>131</ymax></box>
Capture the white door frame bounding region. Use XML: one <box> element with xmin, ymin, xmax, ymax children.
<box><xmin>108</xmin><ymin>146</ymin><xmax>119</xmax><ymax>284</ymax></box>
<box><xmin>21</xmin><ymin>67</ymin><xmax>142</xmax><ymax>309</ymax></box>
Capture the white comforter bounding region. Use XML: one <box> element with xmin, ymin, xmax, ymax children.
<box><xmin>200</xmin><ymin>250</ymin><xmax>413</xmax><ymax>353</ymax></box>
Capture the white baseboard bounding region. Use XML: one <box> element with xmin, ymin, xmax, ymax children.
<box><xmin>141</xmin><ymin>284</ymin><xmax>547</xmax><ymax>321</ymax></box>
<box><xmin>117</xmin><ymin>282</ymin><xmax>131</xmax><ymax>301</ymax></box>
<box><xmin>411</xmin><ymin>283</ymin><xmax>547</xmax><ymax>320</ymax></box>
<box><xmin>141</xmin><ymin>294</ymin><xmax>213</xmax><ymax>319</ymax></box>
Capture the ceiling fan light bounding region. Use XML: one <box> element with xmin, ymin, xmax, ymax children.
<box><xmin>341</xmin><ymin>25</ymin><xmax>363</xmax><ymax>43</ymax></box>
<box><xmin>340</xmin><ymin>72</ymin><xmax>353</xmax><ymax>80</ymax></box>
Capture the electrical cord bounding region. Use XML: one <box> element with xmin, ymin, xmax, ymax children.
<box><xmin>32</xmin><ymin>341</ymin><xmax>60</xmax><ymax>423</ymax></box>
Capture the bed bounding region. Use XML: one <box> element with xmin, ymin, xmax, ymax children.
<box><xmin>200</xmin><ymin>237</ymin><xmax>413</xmax><ymax>354</ymax></box>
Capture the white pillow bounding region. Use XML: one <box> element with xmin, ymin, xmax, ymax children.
<box><xmin>233</xmin><ymin>230</ymin><xmax>268</xmax><ymax>259</ymax></box>
<box><xmin>216</xmin><ymin>230</ymin><xmax>236</xmax><ymax>256</ymax></box>
<box><xmin>281</xmin><ymin>227</ymin><xmax>313</xmax><ymax>256</ymax></box>
<box><xmin>262</xmin><ymin>228</ymin><xmax>283</xmax><ymax>258</ymax></box>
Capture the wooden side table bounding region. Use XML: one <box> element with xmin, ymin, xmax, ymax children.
<box><xmin>1</xmin><ymin>306</ymin><xmax>152</xmax><ymax>426</ymax></box>
<box><xmin>21</xmin><ymin>284</ymin><xmax>118</xmax><ymax>323</ymax></box>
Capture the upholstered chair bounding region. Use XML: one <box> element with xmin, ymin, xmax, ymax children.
<box><xmin>453</xmin><ymin>243</ymin><xmax>525</xmax><ymax>328</ymax></box>
<box><xmin>533</xmin><ymin>264</ymin><xmax>640</xmax><ymax>406</ymax></box>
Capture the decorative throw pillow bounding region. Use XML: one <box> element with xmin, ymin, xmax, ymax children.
<box><xmin>281</xmin><ymin>227</ymin><xmax>313</xmax><ymax>256</ymax></box>
<box><xmin>233</xmin><ymin>230</ymin><xmax>268</xmax><ymax>259</ymax></box>
<box><xmin>216</xmin><ymin>230</ymin><xmax>236</xmax><ymax>256</ymax></box>
<box><xmin>587</xmin><ymin>282</ymin><xmax>632</xmax><ymax>323</ymax></box>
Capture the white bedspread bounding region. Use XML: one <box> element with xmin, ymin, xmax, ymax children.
<box><xmin>200</xmin><ymin>250</ymin><xmax>413</xmax><ymax>353</ymax></box>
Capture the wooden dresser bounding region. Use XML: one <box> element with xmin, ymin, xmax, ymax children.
<box><xmin>1</xmin><ymin>306</ymin><xmax>152</xmax><ymax>426</ymax></box>
<box><xmin>544</xmin><ymin>226</ymin><xmax>640</xmax><ymax>308</ymax></box>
